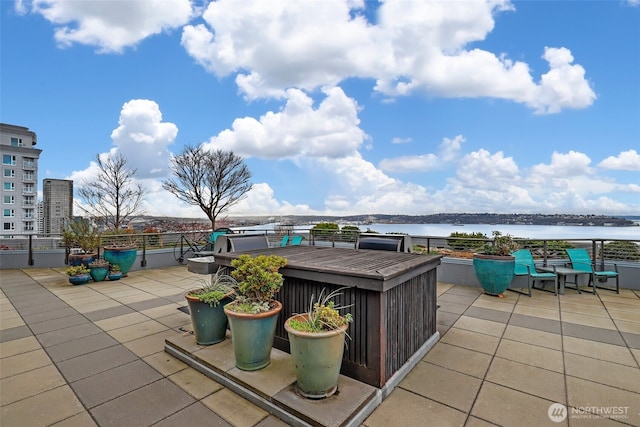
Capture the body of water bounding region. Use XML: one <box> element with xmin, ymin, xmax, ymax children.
<box><xmin>245</xmin><ymin>222</ymin><xmax>640</xmax><ymax>240</ymax></box>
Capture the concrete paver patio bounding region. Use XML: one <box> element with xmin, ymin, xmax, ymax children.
<box><xmin>1</xmin><ymin>266</ymin><xmax>639</xmax><ymax>426</ymax></box>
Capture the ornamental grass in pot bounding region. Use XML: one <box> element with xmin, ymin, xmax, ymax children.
<box><xmin>185</xmin><ymin>268</ymin><xmax>236</xmax><ymax>345</ymax></box>
<box><xmin>223</xmin><ymin>254</ymin><xmax>287</xmax><ymax>371</ymax></box>
<box><xmin>473</xmin><ymin>231</ymin><xmax>520</xmax><ymax>297</ymax></box>
<box><xmin>285</xmin><ymin>288</ymin><xmax>353</xmax><ymax>399</ymax></box>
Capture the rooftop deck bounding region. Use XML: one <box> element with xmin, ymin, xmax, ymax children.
<box><xmin>1</xmin><ymin>266</ymin><xmax>639</xmax><ymax>426</ymax></box>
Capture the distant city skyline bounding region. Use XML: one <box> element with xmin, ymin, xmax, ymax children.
<box><xmin>2</xmin><ymin>0</ymin><xmax>639</xmax><ymax>217</ymax></box>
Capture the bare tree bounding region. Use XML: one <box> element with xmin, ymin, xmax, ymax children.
<box><xmin>77</xmin><ymin>152</ymin><xmax>146</xmax><ymax>230</ymax></box>
<box><xmin>162</xmin><ymin>146</ymin><xmax>253</xmax><ymax>230</ymax></box>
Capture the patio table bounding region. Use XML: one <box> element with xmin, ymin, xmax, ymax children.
<box><xmin>213</xmin><ymin>245</ymin><xmax>442</xmax><ymax>389</ymax></box>
<box><xmin>538</xmin><ymin>266</ymin><xmax>594</xmax><ymax>295</ymax></box>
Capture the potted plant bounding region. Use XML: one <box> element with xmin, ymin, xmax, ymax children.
<box><xmin>284</xmin><ymin>288</ymin><xmax>353</xmax><ymax>399</ymax></box>
<box><xmin>66</xmin><ymin>265</ymin><xmax>91</xmax><ymax>285</ymax></box>
<box><xmin>108</xmin><ymin>264</ymin><xmax>122</xmax><ymax>281</ymax></box>
<box><xmin>87</xmin><ymin>258</ymin><xmax>110</xmax><ymax>282</ymax></box>
<box><xmin>223</xmin><ymin>254</ymin><xmax>287</xmax><ymax>371</ymax></box>
<box><xmin>185</xmin><ymin>268</ymin><xmax>237</xmax><ymax>345</ymax></box>
<box><xmin>62</xmin><ymin>218</ymin><xmax>100</xmax><ymax>266</ymax></box>
<box><xmin>473</xmin><ymin>231</ymin><xmax>520</xmax><ymax>297</ymax></box>
<box><xmin>102</xmin><ymin>229</ymin><xmax>138</xmax><ymax>275</ymax></box>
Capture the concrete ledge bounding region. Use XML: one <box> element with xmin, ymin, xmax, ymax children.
<box><xmin>165</xmin><ymin>332</ymin><xmax>381</xmax><ymax>427</ymax></box>
<box><xmin>186</xmin><ymin>256</ymin><xmax>217</xmax><ymax>275</ymax></box>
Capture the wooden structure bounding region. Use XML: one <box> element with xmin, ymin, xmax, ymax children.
<box><xmin>214</xmin><ymin>246</ymin><xmax>441</xmax><ymax>388</ymax></box>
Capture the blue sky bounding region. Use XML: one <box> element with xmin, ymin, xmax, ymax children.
<box><xmin>2</xmin><ymin>0</ymin><xmax>639</xmax><ymax>218</ymax></box>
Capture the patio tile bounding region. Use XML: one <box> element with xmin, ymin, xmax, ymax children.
<box><xmin>485</xmin><ymin>357</ymin><xmax>566</xmax><ymax>403</ymax></box>
<box><xmin>82</xmin><ymin>304</ymin><xmax>136</xmax><ymax>321</ymax></box>
<box><xmin>440</xmin><ymin>327</ymin><xmax>500</xmax><ymax>355</ymax></box>
<box><xmin>90</xmin><ymin>378</ymin><xmax>195</xmax><ymax>427</ymax></box>
<box><xmin>400</xmin><ymin>361</ymin><xmax>482</xmax><ymax>413</ymax></box>
<box><xmin>168</xmin><ymin>367</ymin><xmax>224</xmax><ymax>399</ymax></box>
<box><xmin>422</xmin><ymin>342</ymin><xmax>492</xmax><ymax>379</ymax></box>
<box><xmin>56</xmin><ymin>344</ymin><xmax>138</xmax><ymax>382</ymax></box>
<box><xmin>560</xmin><ymin>301</ymin><xmax>610</xmax><ymax>318</ymax></box>
<box><xmin>437</xmin><ymin>300</ymin><xmax>470</xmax><ymax>315</ymax></box>
<box><xmin>566</xmin><ymin>376</ymin><xmax>640</xmax><ymax>426</ymax></box>
<box><xmin>471</xmin><ymin>382</ymin><xmax>565</xmax><ymax>427</ymax></box>
<box><xmin>436</xmin><ymin>310</ymin><xmax>460</xmax><ymax>327</ymax></box>
<box><xmin>608</xmin><ymin>309</ymin><xmax>640</xmax><ymax>323</ymax></box>
<box><xmin>123</xmin><ymin>329</ymin><xmax>179</xmax><ymax>357</ymax></box>
<box><xmin>0</xmin><ymin>335</ymin><xmax>40</xmax><ymax>358</ymax></box>
<box><xmin>71</xmin><ymin>360</ymin><xmax>162</xmax><ymax>408</ymax></box>
<box><xmin>107</xmin><ymin>319</ymin><xmax>168</xmax><ymax>343</ymax></box>
<box><xmin>50</xmin><ymin>411</ymin><xmax>98</xmax><ymax>427</ymax></box>
<box><xmin>28</xmin><ymin>314</ymin><xmax>89</xmax><ymax>334</ymax></box>
<box><xmin>0</xmin><ymin>385</ymin><xmax>85</xmax><ymax>427</ymax></box>
<box><xmin>513</xmin><ymin>304</ymin><xmax>560</xmax><ymax>321</ymax></box>
<box><xmin>74</xmin><ymin>300</ymin><xmax>122</xmax><ymax>314</ymax></box>
<box><xmin>143</xmin><ymin>351</ymin><xmax>188</xmax><ymax>376</ymax></box>
<box><xmin>0</xmin><ymin>316</ymin><xmax>24</xmax><ymax>329</ymax></box>
<box><xmin>139</xmin><ymin>302</ymin><xmax>182</xmax><ymax>318</ymax></box>
<box><xmin>452</xmin><ymin>316</ymin><xmax>506</xmax><ymax>337</ymax></box>
<box><xmin>19</xmin><ymin>306</ymin><xmax>78</xmax><ymax>324</ymax></box>
<box><xmin>621</xmin><ymin>332</ymin><xmax>640</xmax><ymax>350</ymax></box>
<box><xmin>37</xmin><ymin>322</ymin><xmax>104</xmax><ymax>347</ymax></box>
<box><xmin>495</xmin><ymin>339</ymin><xmax>564</xmax><ymax>373</ymax></box>
<box><xmin>152</xmin><ymin>402</ymin><xmax>231</xmax><ymax>427</ymax></box>
<box><xmin>0</xmin><ymin>325</ymin><xmax>32</xmax><ymax>343</ymax></box>
<box><xmin>471</xmin><ymin>297</ymin><xmax>515</xmax><ymax>313</ymax></box>
<box><xmin>0</xmin><ymin>348</ymin><xmax>51</xmax><ymax>379</ymax></box>
<box><xmin>201</xmin><ymin>388</ymin><xmax>268</xmax><ymax>427</ymax></box>
<box><xmin>503</xmin><ymin>324</ymin><xmax>562</xmax><ymax>351</ymax></box>
<box><xmin>438</xmin><ymin>292</ymin><xmax>479</xmax><ymax>306</ymax></box>
<box><xmin>255</xmin><ymin>415</ymin><xmax>291</xmax><ymax>427</ymax></box>
<box><xmin>229</xmin><ymin>348</ymin><xmax>297</xmax><ymax>397</ymax></box>
<box><xmin>0</xmin><ymin>364</ymin><xmax>66</xmax><ymax>405</ymax></box>
<box><xmin>464</xmin><ymin>306</ymin><xmax>511</xmax><ymax>323</ymax></box>
<box><xmin>564</xmin><ymin>353</ymin><xmax>640</xmax><ymax>393</ymax></box>
<box><xmin>156</xmin><ymin>312</ymin><xmax>191</xmax><ymax>329</ymax></box>
<box><xmin>562</xmin><ymin>336</ymin><xmax>637</xmax><ymax>367</ymax></box>
<box><xmin>127</xmin><ymin>296</ymin><xmax>175</xmax><ymax>311</ymax></box>
<box><xmin>562</xmin><ymin>323</ymin><xmax>625</xmax><ymax>346</ymax></box>
<box><xmin>562</xmin><ymin>311</ymin><xmax>617</xmax><ymax>330</ymax></box>
<box><xmin>601</xmin><ymin>300</ymin><xmax>640</xmax><ymax>313</ymax></box>
<box><xmin>464</xmin><ymin>416</ymin><xmax>501</xmax><ymax>427</ymax></box>
<box><xmin>363</xmin><ymin>387</ymin><xmax>466</xmax><ymax>427</ymax></box>
<box><xmin>46</xmin><ymin>332</ymin><xmax>119</xmax><ymax>362</ymax></box>
<box><xmin>510</xmin><ymin>313</ymin><xmax>562</xmax><ymax>334</ymax></box>
<box><xmin>94</xmin><ymin>312</ymin><xmax>150</xmax><ymax>331</ymax></box>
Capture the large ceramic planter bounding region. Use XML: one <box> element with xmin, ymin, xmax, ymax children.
<box><xmin>68</xmin><ymin>253</ymin><xmax>96</xmax><ymax>266</ymax></box>
<box><xmin>285</xmin><ymin>313</ymin><xmax>348</xmax><ymax>399</ymax></box>
<box><xmin>473</xmin><ymin>254</ymin><xmax>515</xmax><ymax>297</ymax></box>
<box><xmin>224</xmin><ymin>301</ymin><xmax>282</xmax><ymax>371</ymax></box>
<box><xmin>88</xmin><ymin>263</ymin><xmax>109</xmax><ymax>282</ymax></box>
<box><xmin>185</xmin><ymin>293</ymin><xmax>232</xmax><ymax>345</ymax></box>
<box><xmin>103</xmin><ymin>247</ymin><xmax>137</xmax><ymax>275</ymax></box>
<box><xmin>68</xmin><ymin>274</ymin><xmax>91</xmax><ymax>285</ymax></box>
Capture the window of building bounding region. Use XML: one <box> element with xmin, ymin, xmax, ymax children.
<box><xmin>3</xmin><ymin>182</ymin><xmax>15</xmax><ymax>191</ymax></box>
<box><xmin>2</xmin><ymin>155</ymin><xmax>17</xmax><ymax>166</ymax></box>
<box><xmin>4</xmin><ymin>196</ymin><xmax>15</xmax><ymax>204</ymax></box>
<box><xmin>3</xmin><ymin>169</ymin><xmax>15</xmax><ymax>178</ymax></box>
<box><xmin>24</xmin><ymin>183</ymin><xmax>34</xmax><ymax>193</ymax></box>
<box><xmin>3</xmin><ymin>209</ymin><xmax>15</xmax><ymax>217</ymax></box>
<box><xmin>3</xmin><ymin>222</ymin><xmax>15</xmax><ymax>231</ymax></box>
<box><xmin>24</xmin><ymin>222</ymin><xmax>34</xmax><ymax>231</ymax></box>
<box><xmin>23</xmin><ymin>196</ymin><xmax>34</xmax><ymax>205</ymax></box>
<box><xmin>23</xmin><ymin>171</ymin><xmax>34</xmax><ymax>181</ymax></box>
<box><xmin>23</xmin><ymin>158</ymin><xmax>35</xmax><ymax>168</ymax></box>
<box><xmin>10</xmin><ymin>137</ymin><xmax>23</xmax><ymax>147</ymax></box>
<box><xmin>24</xmin><ymin>209</ymin><xmax>33</xmax><ymax>218</ymax></box>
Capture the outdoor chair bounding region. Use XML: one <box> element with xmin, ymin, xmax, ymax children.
<box><xmin>280</xmin><ymin>235</ymin><xmax>289</xmax><ymax>246</ymax></box>
<box><xmin>290</xmin><ymin>235</ymin><xmax>303</xmax><ymax>246</ymax></box>
<box><xmin>512</xmin><ymin>249</ymin><xmax>558</xmax><ymax>296</ymax></box>
<box><xmin>566</xmin><ymin>248</ymin><xmax>619</xmax><ymax>293</ymax></box>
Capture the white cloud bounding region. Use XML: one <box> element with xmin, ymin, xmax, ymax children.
<box><xmin>598</xmin><ymin>149</ymin><xmax>640</xmax><ymax>171</ymax></box>
<box><xmin>529</xmin><ymin>150</ymin><xmax>593</xmax><ymax>179</ymax></box>
<box><xmin>392</xmin><ymin>137</ymin><xmax>412</xmax><ymax>144</ymax></box>
<box><xmin>380</xmin><ymin>135</ymin><xmax>464</xmax><ymax>173</ymax></box>
<box><xmin>110</xmin><ymin>99</ymin><xmax>178</xmax><ymax>178</ymax></box>
<box><xmin>29</xmin><ymin>0</ymin><xmax>195</xmax><ymax>53</ymax></box>
<box><xmin>203</xmin><ymin>87</ymin><xmax>367</xmax><ymax>159</ymax></box>
<box><xmin>181</xmin><ymin>0</ymin><xmax>595</xmax><ymax>113</ymax></box>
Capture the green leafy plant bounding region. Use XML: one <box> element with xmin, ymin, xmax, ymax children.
<box><xmin>227</xmin><ymin>254</ymin><xmax>287</xmax><ymax>313</ymax></box>
<box><xmin>479</xmin><ymin>231</ymin><xmax>519</xmax><ymax>256</ymax></box>
<box><xmin>109</xmin><ymin>264</ymin><xmax>121</xmax><ymax>273</ymax></box>
<box><xmin>187</xmin><ymin>268</ymin><xmax>237</xmax><ymax>307</ymax></box>
<box><xmin>288</xmin><ymin>288</ymin><xmax>353</xmax><ymax>333</ymax></box>
<box><xmin>66</xmin><ymin>265</ymin><xmax>90</xmax><ymax>276</ymax></box>
<box><xmin>62</xmin><ymin>218</ymin><xmax>100</xmax><ymax>254</ymax></box>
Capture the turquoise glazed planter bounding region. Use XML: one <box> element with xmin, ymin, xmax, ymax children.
<box><xmin>473</xmin><ymin>254</ymin><xmax>515</xmax><ymax>297</ymax></box>
<box><xmin>108</xmin><ymin>272</ymin><xmax>123</xmax><ymax>281</ymax></box>
<box><xmin>185</xmin><ymin>294</ymin><xmax>232</xmax><ymax>345</ymax></box>
<box><xmin>224</xmin><ymin>301</ymin><xmax>282</xmax><ymax>371</ymax></box>
<box><xmin>285</xmin><ymin>314</ymin><xmax>348</xmax><ymax>399</ymax></box>
<box><xmin>103</xmin><ymin>247</ymin><xmax>137</xmax><ymax>275</ymax></box>
<box><xmin>89</xmin><ymin>265</ymin><xmax>109</xmax><ymax>282</ymax></box>
<box><xmin>68</xmin><ymin>274</ymin><xmax>91</xmax><ymax>285</ymax></box>
<box><xmin>68</xmin><ymin>253</ymin><xmax>95</xmax><ymax>266</ymax></box>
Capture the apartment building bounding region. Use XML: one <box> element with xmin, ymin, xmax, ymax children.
<box><xmin>0</xmin><ymin>123</ymin><xmax>42</xmax><ymax>237</ymax></box>
<box><xmin>42</xmin><ymin>179</ymin><xmax>73</xmax><ymax>237</ymax></box>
